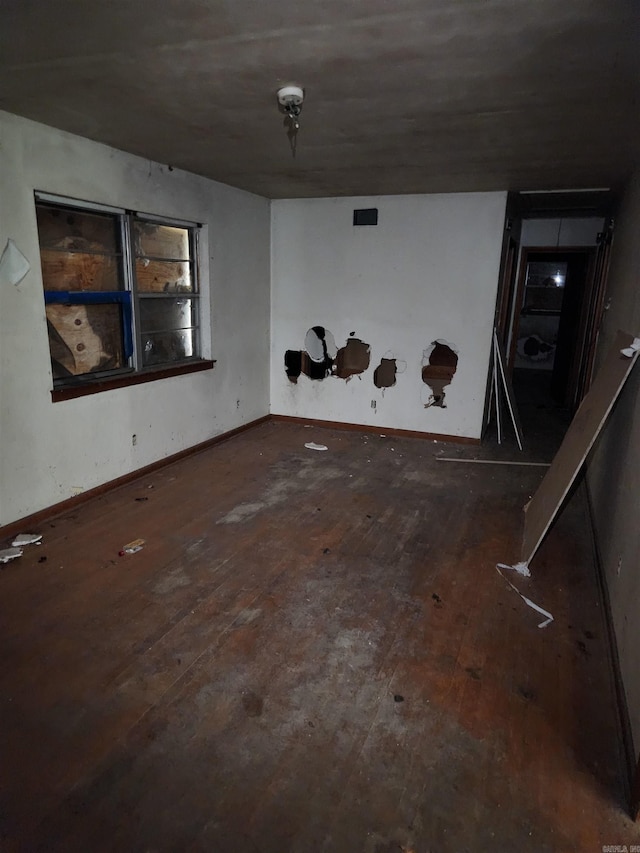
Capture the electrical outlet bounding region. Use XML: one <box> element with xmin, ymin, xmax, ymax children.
<box><xmin>371</xmin><ymin>400</ymin><xmax>376</xmax><ymax>409</ymax></box>
<box><xmin>236</xmin><ymin>399</ymin><xmax>240</xmax><ymax>409</ymax></box>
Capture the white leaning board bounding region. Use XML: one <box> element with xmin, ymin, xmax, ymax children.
<box><xmin>521</xmin><ymin>330</ymin><xmax>639</xmax><ymax>566</ymax></box>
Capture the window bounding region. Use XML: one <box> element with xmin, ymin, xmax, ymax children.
<box><xmin>35</xmin><ymin>193</ymin><xmax>211</xmax><ymax>397</ymax></box>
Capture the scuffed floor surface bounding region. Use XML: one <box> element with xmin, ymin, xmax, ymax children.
<box><xmin>1</xmin><ymin>421</ymin><xmax>639</xmax><ymax>852</ymax></box>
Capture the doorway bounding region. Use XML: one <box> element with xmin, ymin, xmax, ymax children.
<box><xmin>490</xmin><ymin>191</ymin><xmax>616</xmax><ymax>446</ymax></box>
<box><xmin>509</xmin><ymin>248</ymin><xmax>594</xmax><ymax>411</ymax></box>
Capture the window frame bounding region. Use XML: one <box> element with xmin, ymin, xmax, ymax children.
<box><xmin>35</xmin><ymin>192</ymin><xmax>214</xmax><ymax>401</ymax></box>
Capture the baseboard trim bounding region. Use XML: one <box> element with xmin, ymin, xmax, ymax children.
<box><xmin>0</xmin><ymin>415</ymin><xmax>270</xmax><ymax>542</ymax></box>
<box><xmin>269</xmin><ymin>414</ymin><xmax>481</xmax><ymax>445</ymax></box>
<box><xmin>1</xmin><ymin>413</ymin><xmax>479</xmax><ymax>544</ymax></box>
<box><xmin>585</xmin><ymin>480</ymin><xmax>638</xmax><ymax>820</ymax></box>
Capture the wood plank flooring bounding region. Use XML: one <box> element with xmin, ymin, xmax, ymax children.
<box><xmin>1</xmin><ymin>420</ymin><xmax>639</xmax><ymax>852</ymax></box>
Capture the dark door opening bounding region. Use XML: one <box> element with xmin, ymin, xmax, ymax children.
<box><xmin>488</xmin><ymin>191</ymin><xmax>615</xmax><ymax>447</ymax></box>
<box><xmin>509</xmin><ymin>248</ymin><xmax>595</xmax><ymax>412</ymax></box>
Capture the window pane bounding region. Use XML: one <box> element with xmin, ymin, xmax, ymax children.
<box><xmin>141</xmin><ymin>329</ymin><xmax>195</xmax><ymax>366</ymax></box>
<box><xmin>40</xmin><ymin>250</ymin><xmax>123</xmax><ymax>292</ymax></box>
<box><xmin>524</xmin><ymin>261</ymin><xmax>568</xmax><ymax>289</ymax></box>
<box><xmin>139</xmin><ymin>297</ymin><xmax>196</xmax><ymax>333</ymax></box>
<box><xmin>36</xmin><ymin>199</ymin><xmax>202</xmax><ymax>387</ymax></box>
<box><xmin>135</xmin><ymin>259</ymin><xmax>193</xmax><ymax>293</ymax></box>
<box><xmin>523</xmin><ymin>261</ymin><xmax>568</xmax><ymax>314</ymax></box>
<box><xmin>133</xmin><ymin>221</ymin><xmax>190</xmax><ymax>260</ymax></box>
<box><xmin>46</xmin><ymin>303</ymin><xmax>125</xmax><ymax>378</ymax></box>
<box><xmin>36</xmin><ymin>205</ymin><xmax>120</xmax><ymax>254</ymax></box>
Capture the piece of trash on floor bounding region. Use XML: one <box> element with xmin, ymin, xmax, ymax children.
<box><xmin>11</xmin><ymin>533</ymin><xmax>42</xmax><ymax>547</ymax></box>
<box><xmin>394</xmin><ymin>694</ymin><xmax>405</xmax><ymax>702</ymax></box>
<box><xmin>620</xmin><ymin>337</ymin><xmax>640</xmax><ymax>357</ymax></box>
<box><xmin>496</xmin><ymin>566</ymin><xmax>553</xmax><ymax>628</ymax></box>
<box><xmin>519</xmin><ymin>593</ymin><xmax>553</xmax><ymax>628</ymax></box>
<box><xmin>304</xmin><ymin>442</ymin><xmax>328</xmax><ymax>451</ymax></box>
<box><xmin>0</xmin><ymin>547</ymin><xmax>23</xmax><ymax>564</ymax></box>
<box><xmin>497</xmin><ymin>561</ymin><xmax>531</xmax><ymax>578</ymax></box>
<box><xmin>438</xmin><ymin>457</ymin><xmax>549</xmax><ymax>467</ymax></box>
<box><xmin>120</xmin><ymin>538</ymin><xmax>146</xmax><ymax>555</ymax></box>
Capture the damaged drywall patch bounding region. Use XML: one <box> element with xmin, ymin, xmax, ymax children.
<box><xmin>333</xmin><ymin>336</ymin><xmax>370</xmax><ymax>380</ymax></box>
<box><xmin>285</xmin><ymin>350</ymin><xmax>302</xmax><ymax>383</ymax></box>
<box><xmin>374</xmin><ymin>357</ymin><xmax>398</xmax><ymax>388</ymax></box>
<box><xmin>422</xmin><ymin>340</ymin><xmax>458</xmax><ymax>408</ymax></box>
<box><xmin>374</xmin><ymin>351</ymin><xmax>407</xmax><ymax>391</ymax></box>
<box><xmin>516</xmin><ymin>334</ymin><xmax>555</xmax><ymax>364</ymax></box>
<box><xmin>284</xmin><ymin>326</ymin><xmax>336</xmax><ymax>383</ymax></box>
<box><xmin>301</xmin><ymin>349</ymin><xmax>332</xmax><ymax>380</ymax></box>
<box><xmin>305</xmin><ymin>326</ymin><xmax>337</xmax><ymax>363</ymax></box>
<box><xmin>300</xmin><ymin>326</ymin><xmax>337</xmax><ymax>380</ymax></box>
<box><xmin>284</xmin><ymin>328</ymin><xmax>371</xmax><ymax>383</ymax></box>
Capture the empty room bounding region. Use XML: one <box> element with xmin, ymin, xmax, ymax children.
<box><xmin>1</xmin><ymin>2</ymin><xmax>640</xmax><ymax>851</ymax></box>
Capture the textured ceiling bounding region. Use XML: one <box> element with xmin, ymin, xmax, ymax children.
<box><xmin>0</xmin><ymin>0</ymin><xmax>638</xmax><ymax>198</ymax></box>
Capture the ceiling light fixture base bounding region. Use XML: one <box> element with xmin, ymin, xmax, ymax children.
<box><xmin>277</xmin><ymin>85</ymin><xmax>304</xmax><ymax>108</ymax></box>
<box><xmin>276</xmin><ymin>84</ymin><xmax>304</xmax><ymax>157</ymax></box>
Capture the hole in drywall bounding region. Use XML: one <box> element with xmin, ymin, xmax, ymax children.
<box><xmin>374</xmin><ymin>352</ymin><xmax>406</xmax><ymax>394</ymax></box>
<box><xmin>285</xmin><ymin>350</ymin><xmax>302</xmax><ymax>383</ymax></box>
<box><xmin>516</xmin><ymin>334</ymin><xmax>556</xmax><ymax>364</ymax></box>
<box><xmin>304</xmin><ymin>326</ymin><xmax>337</xmax><ymax>363</ymax></box>
<box><xmin>286</xmin><ymin>327</ymin><xmax>373</xmax><ymax>384</ymax></box>
<box><xmin>421</xmin><ymin>340</ymin><xmax>458</xmax><ymax>408</ymax></box>
<box><xmin>301</xmin><ymin>350</ymin><xmax>333</xmax><ymax>380</ymax></box>
<box><xmin>284</xmin><ymin>326</ymin><xmax>337</xmax><ymax>383</ymax></box>
<box><xmin>303</xmin><ymin>326</ymin><xmax>336</xmax><ymax>379</ymax></box>
<box><xmin>333</xmin><ymin>337</ymin><xmax>371</xmax><ymax>381</ymax></box>
<box><xmin>374</xmin><ymin>357</ymin><xmax>397</xmax><ymax>389</ymax></box>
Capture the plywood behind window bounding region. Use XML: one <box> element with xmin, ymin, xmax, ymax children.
<box><xmin>36</xmin><ymin>205</ymin><xmax>119</xmax><ymax>253</ymax></box>
<box><xmin>46</xmin><ymin>304</ymin><xmax>124</xmax><ymax>378</ymax></box>
<box><xmin>40</xmin><ymin>251</ymin><xmax>122</xmax><ymax>292</ymax></box>
<box><xmin>135</xmin><ymin>259</ymin><xmax>192</xmax><ymax>293</ymax></box>
<box><xmin>133</xmin><ymin>222</ymin><xmax>189</xmax><ymax>260</ymax></box>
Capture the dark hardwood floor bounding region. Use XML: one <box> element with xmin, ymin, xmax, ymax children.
<box><xmin>1</xmin><ymin>419</ymin><xmax>638</xmax><ymax>852</ymax></box>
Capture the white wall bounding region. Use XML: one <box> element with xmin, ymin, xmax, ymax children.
<box><xmin>270</xmin><ymin>193</ymin><xmax>507</xmax><ymax>439</ymax></box>
<box><xmin>0</xmin><ymin>111</ymin><xmax>271</xmax><ymax>527</ymax></box>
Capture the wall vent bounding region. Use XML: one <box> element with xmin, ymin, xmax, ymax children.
<box><xmin>353</xmin><ymin>208</ymin><xmax>378</xmax><ymax>226</ymax></box>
